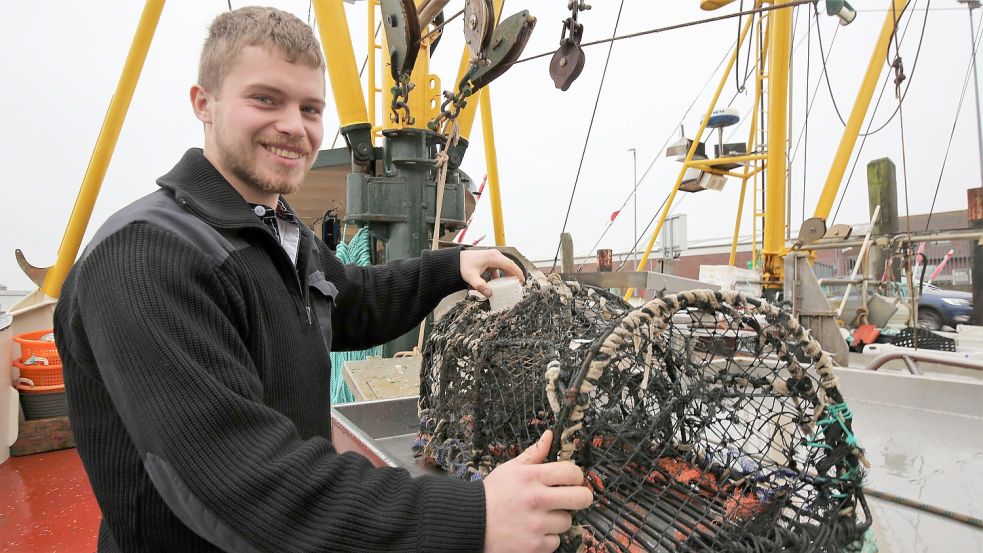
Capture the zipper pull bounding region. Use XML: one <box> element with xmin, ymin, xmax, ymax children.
<box><xmin>306</xmin><ymin>306</ymin><xmax>312</xmax><ymax>324</ymax></box>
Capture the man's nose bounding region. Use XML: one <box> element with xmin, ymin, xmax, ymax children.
<box><xmin>274</xmin><ymin>106</ymin><xmax>306</xmax><ymax>137</ymax></box>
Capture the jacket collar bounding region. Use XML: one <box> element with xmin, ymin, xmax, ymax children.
<box><xmin>157</xmin><ymin>148</ymin><xmax>300</xmax><ymax>229</ymax></box>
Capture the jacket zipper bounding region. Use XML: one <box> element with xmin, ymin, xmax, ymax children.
<box><xmin>179</xmin><ymin>197</ymin><xmax>313</xmax><ymax>324</ymax></box>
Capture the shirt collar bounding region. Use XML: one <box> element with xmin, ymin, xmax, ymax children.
<box><xmin>156</xmin><ymin>148</ymin><xmax>300</xmax><ymax>229</ymax></box>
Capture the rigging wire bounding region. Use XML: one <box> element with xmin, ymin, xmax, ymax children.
<box><xmin>829</xmin><ymin>0</ymin><xmax>931</xmax><ymax>224</ymax></box>
<box><xmin>812</xmin><ymin>4</ymin><xmax>855</xmax><ymax>127</ymax></box>
<box><xmin>802</xmin><ymin>6</ymin><xmax>812</xmax><ymax>224</ymax></box>
<box><xmin>891</xmin><ymin>0</ymin><xmax>920</xmax><ymax>333</ymax></box>
<box><xmin>787</xmin><ymin>6</ymin><xmax>803</xmax><ymax>241</ymax></box>
<box><xmin>516</xmin><ymin>0</ymin><xmax>818</xmax><ymax>66</ymax></box>
<box><xmin>575</xmin><ymin>2</ymin><xmax>900</xmax><ymax>271</ymax></box>
<box><xmin>816</xmin><ymin>0</ymin><xmax>928</xmax><ymax>137</ymax></box>
<box><xmin>613</xmin><ymin>189</ymin><xmax>698</xmax><ymax>273</ymax></box>
<box><xmin>549</xmin><ymin>0</ymin><xmax>626</xmax><ymax>274</ymax></box>
<box><xmin>421</xmin><ymin>8</ymin><xmax>465</xmax><ymax>41</ymax></box>
<box><xmin>574</xmin><ymin>46</ymin><xmax>736</xmax><ymax>272</ymax></box>
<box><xmin>735</xmin><ymin>1</ymin><xmax>750</xmax><ymax>93</ymax></box>
<box><xmin>925</xmin><ymin>7</ymin><xmax>983</xmax><ymax>230</ymax></box>
<box><xmin>894</xmin><ymin>1</ymin><xmax>919</xmax><ymax>241</ymax></box>
<box><xmin>788</xmin><ymin>18</ymin><xmax>840</xmax><ymax>166</ymax></box>
<box><xmin>583</xmin><ymin>8</ymin><xmax>821</xmax><ymax>272</ymax></box>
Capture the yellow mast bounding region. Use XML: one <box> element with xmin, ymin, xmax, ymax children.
<box><xmin>313</xmin><ymin>0</ymin><xmax>370</xmax><ymax>132</ymax></box>
<box><xmin>761</xmin><ymin>0</ymin><xmax>794</xmax><ymax>286</ymax></box>
<box><xmin>42</xmin><ymin>0</ymin><xmax>165</xmax><ymax>299</ymax></box>
<box><xmin>479</xmin><ymin>89</ymin><xmax>507</xmax><ymax>246</ymax></box>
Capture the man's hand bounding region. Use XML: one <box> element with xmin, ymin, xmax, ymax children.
<box><xmin>460</xmin><ymin>249</ymin><xmax>525</xmax><ymax>297</ymax></box>
<box><xmin>482</xmin><ymin>430</ymin><xmax>593</xmax><ymax>553</ymax></box>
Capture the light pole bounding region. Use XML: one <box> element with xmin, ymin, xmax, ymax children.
<box><xmin>960</xmin><ymin>0</ymin><xmax>983</xmax><ymax>184</ymax></box>
<box><xmin>628</xmin><ymin>148</ymin><xmax>638</xmax><ymax>269</ymax></box>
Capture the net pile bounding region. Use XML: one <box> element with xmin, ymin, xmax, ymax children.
<box><xmin>415</xmin><ymin>275</ymin><xmax>631</xmax><ymax>479</ymax></box>
<box><xmin>417</xmin><ymin>282</ymin><xmax>871</xmax><ymax>552</ymax></box>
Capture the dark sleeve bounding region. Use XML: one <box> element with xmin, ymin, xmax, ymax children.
<box><xmin>323</xmin><ymin>245</ymin><xmax>468</xmax><ymax>351</ymax></box>
<box><xmin>62</xmin><ymin>224</ymin><xmax>484</xmax><ymax>553</ymax></box>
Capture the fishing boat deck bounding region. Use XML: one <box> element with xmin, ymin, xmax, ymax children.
<box><xmin>2</xmin><ymin>365</ymin><xmax>981</xmax><ymax>552</ymax></box>
<box><xmin>836</xmin><ymin>365</ymin><xmax>983</xmax><ymax>552</ymax></box>
<box><xmin>0</xmin><ymin>448</ymin><xmax>99</xmax><ymax>552</ymax></box>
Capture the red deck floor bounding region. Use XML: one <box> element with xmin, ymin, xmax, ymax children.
<box><xmin>0</xmin><ymin>449</ymin><xmax>99</xmax><ymax>552</ymax></box>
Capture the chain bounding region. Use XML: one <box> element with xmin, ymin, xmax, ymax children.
<box><xmin>390</xmin><ymin>74</ymin><xmax>416</xmax><ymax>126</ymax></box>
<box><xmin>561</xmin><ymin>0</ymin><xmax>590</xmax><ymax>42</ymax></box>
<box><xmin>427</xmin><ymin>82</ymin><xmax>474</xmax><ymax>133</ymax></box>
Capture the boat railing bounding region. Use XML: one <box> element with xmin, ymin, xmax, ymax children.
<box><xmin>861</xmin><ymin>345</ymin><xmax>983</xmax><ymax>375</ymax></box>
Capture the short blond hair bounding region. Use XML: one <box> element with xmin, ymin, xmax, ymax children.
<box><xmin>198</xmin><ymin>6</ymin><xmax>325</xmax><ymax>93</ymax></box>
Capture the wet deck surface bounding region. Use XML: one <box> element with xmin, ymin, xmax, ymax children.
<box><xmin>837</xmin><ymin>364</ymin><xmax>983</xmax><ymax>553</ymax></box>
<box><xmin>0</xmin><ymin>448</ymin><xmax>99</xmax><ymax>552</ymax></box>
<box><xmin>852</xmin><ymin>399</ymin><xmax>983</xmax><ymax>552</ymax></box>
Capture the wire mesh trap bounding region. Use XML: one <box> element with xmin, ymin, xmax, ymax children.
<box><xmin>417</xmin><ymin>284</ymin><xmax>871</xmax><ymax>552</ymax></box>
<box><xmin>415</xmin><ymin>275</ymin><xmax>632</xmax><ymax>479</ymax></box>
<box><xmin>889</xmin><ymin>327</ymin><xmax>955</xmax><ymax>352</ymax></box>
<box><xmin>554</xmin><ymin>290</ymin><xmax>871</xmax><ymax>552</ymax></box>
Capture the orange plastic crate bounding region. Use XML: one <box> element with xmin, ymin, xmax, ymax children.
<box><xmin>14</xmin><ymin>360</ymin><xmax>64</xmax><ymax>387</ymax></box>
<box><xmin>14</xmin><ymin>329</ymin><xmax>61</xmax><ymax>366</ymax></box>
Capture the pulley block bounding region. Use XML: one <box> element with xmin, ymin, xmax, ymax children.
<box><xmin>463</xmin><ymin>0</ymin><xmax>495</xmax><ymax>62</ymax></box>
<box><xmin>380</xmin><ymin>0</ymin><xmax>421</xmax><ymax>80</ymax></box>
<box><xmin>469</xmin><ymin>10</ymin><xmax>537</xmax><ymax>91</ymax></box>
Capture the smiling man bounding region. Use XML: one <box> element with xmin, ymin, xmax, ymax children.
<box><xmin>53</xmin><ymin>6</ymin><xmax>590</xmax><ymax>553</ymax></box>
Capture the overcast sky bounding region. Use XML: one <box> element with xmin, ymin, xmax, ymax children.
<box><xmin>1</xmin><ymin>1</ymin><xmax>980</xmax><ymax>291</ymax></box>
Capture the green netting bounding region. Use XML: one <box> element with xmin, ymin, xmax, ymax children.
<box><xmin>330</xmin><ymin>226</ymin><xmax>381</xmax><ymax>404</ymax></box>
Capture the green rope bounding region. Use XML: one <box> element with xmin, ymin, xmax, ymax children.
<box><xmin>807</xmin><ymin>403</ymin><xmax>859</xmax><ymax>449</ymax></box>
<box><xmin>330</xmin><ymin>227</ymin><xmax>381</xmax><ymax>404</ymax></box>
<box><xmin>806</xmin><ymin>402</ymin><xmax>863</xmax><ymax>497</ymax></box>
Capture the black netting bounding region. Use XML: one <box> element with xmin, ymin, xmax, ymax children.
<box><xmin>890</xmin><ymin>327</ymin><xmax>956</xmax><ymax>351</ymax></box>
<box><xmin>415</xmin><ymin>275</ymin><xmax>631</xmax><ymax>479</ymax></box>
<box><xmin>417</xmin><ymin>283</ymin><xmax>871</xmax><ymax>552</ymax></box>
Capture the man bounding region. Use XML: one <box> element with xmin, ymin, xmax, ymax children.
<box><xmin>54</xmin><ymin>6</ymin><xmax>591</xmax><ymax>553</ymax></box>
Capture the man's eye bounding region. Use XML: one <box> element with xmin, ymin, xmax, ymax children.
<box><xmin>302</xmin><ymin>106</ymin><xmax>322</xmax><ymax>115</ymax></box>
<box><xmin>252</xmin><ymin>95</ymin><xmax>273</xmax><ymax>104</ymax></box>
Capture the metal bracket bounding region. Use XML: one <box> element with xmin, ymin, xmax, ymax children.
<box><xmin>341</xmin><ymin>123</ymin><xmax>375</xmax><ymax>167</ymax></box>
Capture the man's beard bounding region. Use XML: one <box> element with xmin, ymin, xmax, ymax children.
<box><xmin>217</xmin><ymin>135</ymin><xmax>308</xmax><ymax>196</ymax></box>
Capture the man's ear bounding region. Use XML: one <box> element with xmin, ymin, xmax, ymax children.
<box><xmin>190</xmin><ymin>84</ymin><xmax>213</xmax><ymax>124</ymax></box>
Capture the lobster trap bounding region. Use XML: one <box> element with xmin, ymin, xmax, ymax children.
<box><xmin>415</xmin><ymin>275</ymin><xmax>631</xmax><ymax>479</ymax></box>
<box><xmin>416</xmin><ymin>282</ymin><xmax>871</xmax><ymax>552</ymax></box>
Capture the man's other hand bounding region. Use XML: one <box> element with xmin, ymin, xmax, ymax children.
<box><xmin>460</xmin><ymin>249</ymin><xmax>525</xmax><ymax>298</ymax></box>
<box><xmin>482</xmin><ymin>430</ymin><xmax>594</xmax><ymax>553</ymax></box>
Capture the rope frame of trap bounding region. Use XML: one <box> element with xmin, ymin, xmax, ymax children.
<box><xmin>551</xmin><ymin>289</ymin><xmax>872</xmax><ymax>552</ymax></box>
